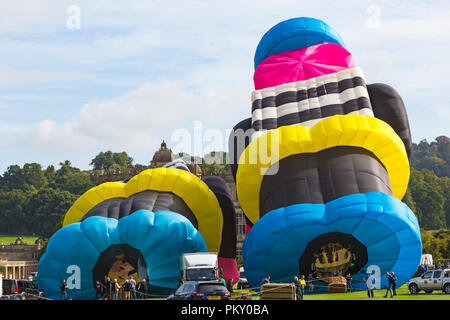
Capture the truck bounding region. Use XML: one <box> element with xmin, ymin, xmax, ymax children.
<box><xmin>180</xmin><ymin>252</ymin><xmax>219</xmax><ymax>283</ymax></box>
<box><xmin>408</xmin><ymin>268</ymin><xmax>450</xmax><ymax>294</ymax></box>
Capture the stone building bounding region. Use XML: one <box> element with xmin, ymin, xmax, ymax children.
<box><xmin>0</xmin><ymin>238</ymin><xmax>42</xmax><ymax>279</ymax></box>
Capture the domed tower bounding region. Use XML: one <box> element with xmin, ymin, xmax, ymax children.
<box><xmin>150</xmin><ymin>140</ymin><xmax>174</xmax><ymax>168</ymax></box>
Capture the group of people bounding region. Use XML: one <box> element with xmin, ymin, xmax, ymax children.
<box><xmin>257</xmin><ymin>270</ymin><xmax>398</xmax><ymax>300</ymax></box>
<box><xmin>260</xmin><ymin>274</ymin><xmax>308</xmax><ymax>300</ymax></box>
<box><xmin>60</xmin><ymin>276</ymin><xmax>149</xmax><ymax>300</ymax></box>
<box><xmin>101</xmin><ymin>277</ymin><xmax>149</xmax><ymax>300</ymax></box>
<box><xmin>420</xmin><ymin>262</ymin><xmax>449</xmax><ymax>274</ymax></box>
<box><xmin>365</xmin><ymin>271</ymin><xmax>397</xmax><ymax>298</ymax></box>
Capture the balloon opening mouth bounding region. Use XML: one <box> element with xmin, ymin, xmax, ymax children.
<box><xmin>299</xmin><ymin>232</ymin><xmax>368</xmax><ymax>282</ymax></box>
<box><xmin>92</xmin><ymin>244</ymin><xmax>148</xmax><ymax>287</ymax></box>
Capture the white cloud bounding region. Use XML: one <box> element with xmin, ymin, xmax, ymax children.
<box><xmin>23</xmin><ymin>80</ymin><xmax>247</xmax><ymax>152</ymax></box>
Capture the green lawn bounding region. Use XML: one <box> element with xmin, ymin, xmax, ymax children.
<box><xmin>0</xmin><ymin>235</ymin><xmax>39</xmax><ymax>245</ymax></box>
<box><xmin>231</xmin><ymin>284</ymin><xmax>450</xmax><ymax>300</ymax></box>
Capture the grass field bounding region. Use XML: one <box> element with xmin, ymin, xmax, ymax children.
<box><xmin>232</xmin><ymin>284</ymin><xmax>450</xmax><ymax>300</ymax></box>
<box><xmin>0</xmin><ymin>235</ymin><xmax>39</xmax><ymax>245</ymax></box>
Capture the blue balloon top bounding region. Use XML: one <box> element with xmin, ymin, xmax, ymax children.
<box><xmin>254</xmin><ymin>17</ymin><xmax>346</xmax><ymax>70</ymax></box>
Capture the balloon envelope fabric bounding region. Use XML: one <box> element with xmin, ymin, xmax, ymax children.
<box><xmin>37</xmin><ymin>210</ymin><xmax>207</xmax><ymax>300</ymax></box>
<box><xmin>254</xmin><ymin>17</ymin><xmax>345</xmax><ymax>70</ymax></box>
<box><xmin>242</xmin><ymin>192</ymin><xmax>421</xmax><ymax>291</ymax></box>
<box><xmin>232</xmin><ymin>17</ymin><xmax>420</xmax><ymax>292</ymax></box>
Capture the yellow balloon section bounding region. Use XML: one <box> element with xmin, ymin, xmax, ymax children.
<box><xmin>62</xmin><ymin>167</ymin><xmax>223</xmax><ymax>252</ymax></box>
<box><xmin>236</xmin><ymin>114</ymin><xmax>410</xmax><ymax>225</ymax></box>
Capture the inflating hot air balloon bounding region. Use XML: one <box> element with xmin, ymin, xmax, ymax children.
<box><xmin>229</xmin><ymin>17</ymin><xmax>421</xmax><ymax>292</ymax></box>
<box><xmin>37</xmin><ymin>159</ymin><xmax>238</xmax><ymax>299</ymax></box>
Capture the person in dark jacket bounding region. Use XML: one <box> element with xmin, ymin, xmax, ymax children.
<box><xmin>383</xmin><ymin>272</ymin><xmax>394</xmax><ymax>298</ymax></box>
<box><xmin>391</xmin><ymin>272</ymin><xmax>397</xmax><ymax>296</ymax></box>
<box><xmin>260</xmin><ymin>275</ymin><xmax>270</xmax><ymax>286</ymax></box>
<box><xmin>105</xmin><ymin>277</ymin><xmax>113</xmax><ymax>300</ymax></box>
<box><xmin>345</xmin><ymin>273</ymin><xmax>353</xmax><ymax>293</ymax></box>
<box><xmin>136</xmin><ymin>279</ymin><xmax>148</xmax><ymax>299</ymax></box>
<box><xmin>94</xmin><ymin>280</ymin><xmax>106</xmax><ymax>300</ymax></box>
<box><xmin>227</xmin><ymin>278</ymin><xmax>234</xmax><ymax>293</ymax></box>
<box><xmin>60</xmin><ymin>279</ymin><xmax>68</xmax><ymax>300</ymax></box>
<box><xmin>293</xmin><ymin>276</ymin><xmax>301</xmax><ymax>300</ymax></box>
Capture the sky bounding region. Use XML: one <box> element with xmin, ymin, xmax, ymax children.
<box><xmin>0</xmin><ymin>0</ymin><xmax>449</xmax><ymax>172</ymax></box>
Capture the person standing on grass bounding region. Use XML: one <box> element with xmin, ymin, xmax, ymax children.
<box><xmin>112</xmin><ymin>279</ymin><xmax>120</xmax><ymax>300</ymax></box>
<box><xmin>60</xmin><ymin>279</ymin><xmax>68</xmax><ymax>300</ymax></box>
<box><xmin>366</xmin><ymin>272</ymin><xmax>375</xmax><ymax>298</ymax></box>
<box><xmin>299</xmin><ymin>275</ymin><xmax>306</xmax><ymax>300</ymax></box>
<box><xmin>106</xmin><ymin>277</ymin><xmax>113</xmax><ymax>300</ymax></box>
<box><xmin>391</xmin><ymin>272</ymin><xmax>397</xmax><ymax>296</ymax></box>
<box><xmin>123</xmin><ymin>278</ymin><xmax>131</xmax><ymax>300</ymax></box>
<box><xmin>227</xmin><ymin>278</ymin><xmax>233</xmax><ymax>293</ymax></box>
<box><xmin>94</xmin><ymin>280</ymin><xmax>106</xmax><ymax>300</ymax></box>
<box><xmin>383</xmin><ymin>272</ymin><xmax>394</xmax><ymax>298</ymax></box>
<box><xmin>293</xmin><ymin>276</ymin><xmax>301</xmax><ymax>300</ymax></box>
<box><xmin>345</xmin><ymin>273</ymin><xmax>352</xmax><ymax>293</ymax></box>
<box><xmin>128</xmin><ymin>276</ymin><xmax>136</xmax><ymax>299</ymax></box>
<box><xmin>137</xmin><ymin>279</ymin><xmax>148</xmax><ymax>299</ymax></box>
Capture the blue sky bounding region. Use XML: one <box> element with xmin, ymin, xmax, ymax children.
<box><xmin>0</xmin><ymin>0</ymin><xmax>449</xmax><ymax>172</ymax></box>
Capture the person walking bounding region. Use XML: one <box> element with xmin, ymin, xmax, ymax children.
<box><xmin>112</xmin><ymin>279</ymin><xmax>120</xmax><ymax>300</ymax></box>
<box><xmin>60</xmin><ymin>279</ymin><xmax>68</xmax><ymax>300</ymax></box>
<box><xmin>366</xmin><ymin>272</ymin><xmax>375</xmax><ymax>298</ymax></box>
<box><xmin>383</xmin><ymin>272</ymin><xmax>394</xmax><ymax>298</ymax></box>
<box><xmin>136</xmin><ymin>279</ymin><xmax>148</xmax><ymax>299</ymax></box>
<box><xmin>391</xmin><ymin>272</ymin><xmax>397</xmax><ymax>296</ymax></box>
<box><xmin>307</xmin><ymin>274</ymin><xmax>314</xmax><ymax>293</ymax></box>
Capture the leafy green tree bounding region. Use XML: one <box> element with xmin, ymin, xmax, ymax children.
<box><xmin>1</xmin><ymin>163</ymin><xmax>47</xmax><ymax>191</ymax></box>
<box><xmin>90</xmin><ymin>151</ymin><xmax>133</xmax><ymax>172</ymax></box>
<box><xmin>54</xmin><ymin>171</ymin><xmax>94</xmax><ymax>195</ymax></box>
<box><xmin>408</xmin><ymin>168</ymin><xmax>447</xmax><ymax>229</ymax></box>
<box><xmin>26</xmin><ymin>188</ymin><xmax>78</xmax><ymax>238</ymax></box>
<box><xmin>0</xmin><ymin>186</ymin><xmax>37</xmax><ymax>234</ymax></box>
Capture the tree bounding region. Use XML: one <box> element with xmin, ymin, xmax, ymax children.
<box><xmin>1</xmin><ymin>163</ymin><xmax>47</xmax><ymax>191</ymax></box>
<box><xmin>407</xmin><ymin>168</ymin><xmax>447</xmax><ymax>229</ymax></box>
<box><xmin>0</xmin><ymin>186</ymin><xmax>37</xmax><ymax>234</ymax></box>
<box><xmin>26</xmin><ymin>188</ymin><xmax>78</xmax><ymax>238</ymax></box>
<box><xmin>90</xmin><ymin>151</ymin><xmax>133</xmax><ymax>172</ymax></box>
<box><xmin>54</xmin><ymin>171</ymin><xmax>95</xmax><ymax>195</ymax></box>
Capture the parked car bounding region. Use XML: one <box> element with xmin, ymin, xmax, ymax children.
<box><xmin>408</xmin><ymin>268</ymin><xmax>450</xmax><ymax>294</ymax></box>
<box><xmin>167</xmin><ymin>281</ymin><xmax>231</xmax><ymax>300</ymax></box>
<box><xmin>1</xmin><ymin>279</ymin><xmax>42</xmax><ymax>299</ymax></box>
<box><xmin>237</xmin><ymin>267</ymin><xmax>250</xmax><ymax>289</ymax></box>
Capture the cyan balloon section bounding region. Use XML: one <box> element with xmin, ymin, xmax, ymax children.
<box><xmin>37</xmin><ymin>161</ymin><xmax>239</xmax><ymax>299</ymax></box>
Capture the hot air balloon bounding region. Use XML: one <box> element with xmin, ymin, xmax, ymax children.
<box><xmin>229</xmin><ymin>17</ymin><xmax>421</xmax><ymax>292</ymax></box>
<box><xmin>37</xmin><ymin>160</ymin><xmax>238</xmax><ymax>299</ymax></box>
